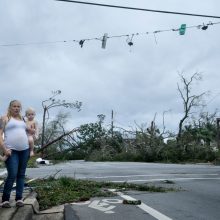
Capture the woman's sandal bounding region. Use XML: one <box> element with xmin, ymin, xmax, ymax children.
<box><xmin>1</xmin><ymin>201</ymin><xmax>11</xmax><ymax>208</ymax></box>
<box><xmin>16</xmin><ymin>200</ymin><xmax>24</xmax><ymax>207</ymax></box>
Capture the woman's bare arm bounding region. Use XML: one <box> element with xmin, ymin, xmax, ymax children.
<box><xmin>0</xmin><ymin>117</ymin><xmax>11</xmax><ymax>156</ymax></box>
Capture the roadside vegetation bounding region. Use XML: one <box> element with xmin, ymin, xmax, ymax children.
<box><xmin>28</xmin><ymin>176</ymin><xmax>175</xmax><ymax>210</ymax></box>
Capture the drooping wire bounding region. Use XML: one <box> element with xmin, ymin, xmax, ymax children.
<box><xmin>55</xmin><ymin>0</ymin><xmax>220</xmax><ymax>19</ymax></box>
<box><xmin>0</xmin><ymin>21</ymin><xmax>219</xmax><ymax>48</ymax></box>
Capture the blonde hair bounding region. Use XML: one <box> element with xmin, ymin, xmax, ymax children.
<box><xmin>7</xmin><ymin>100</ymin><xmax>22</xmax><ymax>120</ymax></box>
<box><xmin>25</xmin><ymin>107</ymin><xmax>36</xmax><ymax>116</ymax></box>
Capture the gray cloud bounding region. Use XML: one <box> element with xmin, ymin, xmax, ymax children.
<box><xmin>1</xmin><ymin>0</ymin><xmax>220</xmax><ymax>133</ymax></box>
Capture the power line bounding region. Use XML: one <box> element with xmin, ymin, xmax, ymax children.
<box><xmin>0</xmin><ymin>21</ymin><xmax>219</xmax><ymax>47</ymax></box>
<box><xmin>55</xmin><ymin>0</ymin><xmax>220</xmax><ymax>19</ymax></box>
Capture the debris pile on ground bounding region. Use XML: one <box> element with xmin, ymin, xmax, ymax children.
<box><xmin>123</xmin><ymin>199</ymin><xmax>141</xmax><ymax>205</ymax></box>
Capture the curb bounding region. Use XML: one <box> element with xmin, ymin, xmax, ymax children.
<box><xmin>12</xmin><ymin>205</ymin><xmax>34</xmax><ymax>220</ymax></box>
<box><xmin>64</xmin><ymin>204</ymin><xmax>80</xmax><ymax>220</ymax></box>
<box><xmin>0</xmin><ymin>189</ymin><xmax>72</xmax><ymax>220</ymax></box>
<box><xmin>0</xmin><ymin>206</ymin><xmax>17</xmax><ymax>220</ymax></box>
<box><xmin>0</xmin><ymin>191</ymin><xmax>37</xmax><ymax>220</ymax></box>
<box><xmin>12</xmin><ymin>191</ymin><xmax>65</xmax><ymax>220</ymax></box>
<box><xmin>11</xmin><ymin>192</ymin><xmax>37</xmax><ymax>220</ymax></box>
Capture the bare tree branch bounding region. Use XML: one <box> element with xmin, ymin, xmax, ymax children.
<box><xmin>37</xmin><ymin>127</ymin><xmax>79</xmax><ymax>153</ymax></box>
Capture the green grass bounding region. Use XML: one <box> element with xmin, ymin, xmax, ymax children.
<box><xmin>29</xmin><ymin>176</ymin><xmax>175</xmax><ymax>210</ymax></box>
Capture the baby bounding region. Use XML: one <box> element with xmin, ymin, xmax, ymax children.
<box><xmin>25</xmin><ymin>107</ymin><xmax>39</xmax><ymax>157</ymax></box>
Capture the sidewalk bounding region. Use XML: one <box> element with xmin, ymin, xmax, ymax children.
<box><xmin>0</xmin><ymin>188</ymin><xmax>64</xmax><ymax>220</ymax></box>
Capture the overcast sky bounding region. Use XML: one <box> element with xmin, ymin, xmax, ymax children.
<box><xmin>0</xmin><ymin>0</ymin><xmax>220</xmax><ymax>133</ymax></box>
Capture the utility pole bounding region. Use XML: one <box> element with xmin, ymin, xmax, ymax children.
<box><xmin>217</xmin><ymin>118</ymin><xmax>220</xmax><ymax>149</ymax></box>
<box><xmin>41</xmin><ymin>106</ymin><xmax>47</xmax><ymax>148</ymax></box>
<box><xmin>111</xmin><ymin>110</ymin><xmax>114</xmax><ymax>138</ymax></box>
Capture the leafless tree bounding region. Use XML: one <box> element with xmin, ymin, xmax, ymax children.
<box><xmin>177</xmin><ymin>72</ymin><xmax>207</xmax><ymax>146</ymax></box>
<box><xmin>41</xmin><ymin>90</ymin><xmax>82</xmax><ymax>154</ymax></box>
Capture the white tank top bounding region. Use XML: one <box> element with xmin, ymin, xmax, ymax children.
<box><xmin>4</xmin><ymin>118</ymin><xmax>29</xmax><ymax>151</ymax></box>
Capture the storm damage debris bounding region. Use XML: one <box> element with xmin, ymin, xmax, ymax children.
<box><xmin>122</xmin><ymin>199</ymin><xmax>141</xmax><ymax>205</ymax></box>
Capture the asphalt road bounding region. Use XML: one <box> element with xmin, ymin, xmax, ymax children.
<box><xmin>1</xmin><ymin>161</ymin><xmax>220</xmax><ymax>219</ymax></box>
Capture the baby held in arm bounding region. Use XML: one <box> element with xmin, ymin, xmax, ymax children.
<box><xmin>25</xmin><ymin>107</ymin><xmax>39</xmax><ymax>157</ymax></box>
